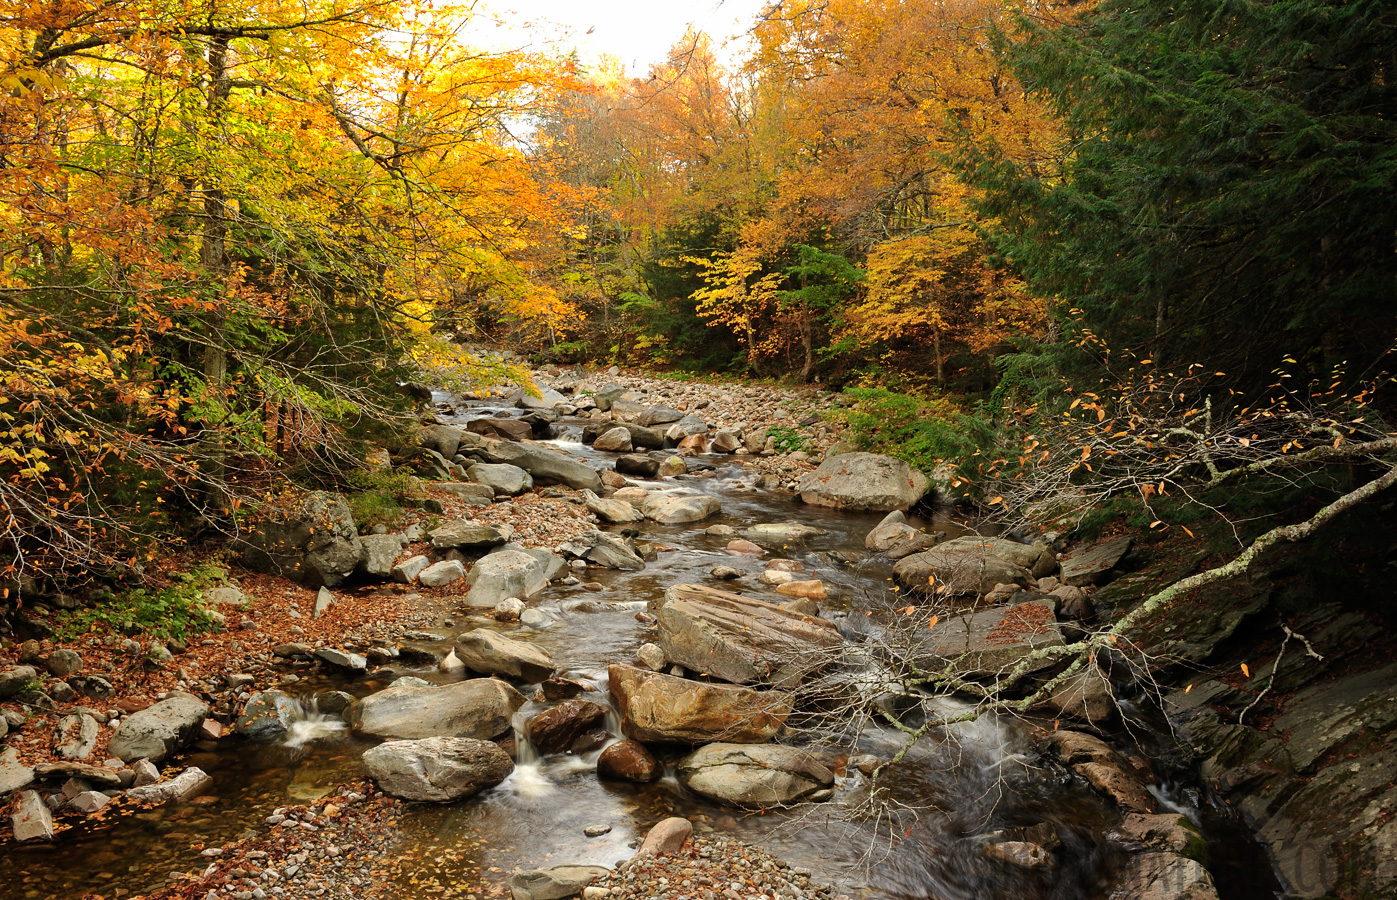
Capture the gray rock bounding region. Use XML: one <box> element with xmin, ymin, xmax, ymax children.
<box><xmin>235</xmin><ymin>690</ymin><xmax>302</xmax><ymax>739</ymax></box>
<box><xmin>314</xmin><ymin>586</ymin><xmax>335</xmax><ymax>618</ymax></box>
<box><xmin>392</xmin><ymin>555</ymin><xmax>431</xmax><ymax>583</ymax></box>
<box><xmin>559</xmin><ymin>529</ymin><xmax>644</xmax><ymax>571</ymax></box>
<box><xmin>509</xmin><ymin>866</ymin><xmax>610</xmax><ymax>900</ymax></box>
<box><xmin>467</xmin><ymin>463</ymin><xmax>534</xmax><ymax>496</ymax></box>
<box><xmin>581</xmin><ymin>491</ymin><xmax>643</xmax><ymax>525</ymax></box>
<box><xmin>865</xmin><ymin>510</ymin><xmax>919</xmax><ymax>552</ymax></box>
<box><xmin>236</xmin><ymin>491</ymin><xmax>366</xmax><ymax>588</ymax></box>
<box><xmin>909</xmin><ymin>600</ymin><xmax>1064</xmax><ymax>679</ymax></box>
<box><xmin>796</xmin><ymin>452</ymin><xmax>929</xmax><ymax>511</ymax></box>
<box><xmin>592</xmin><ymin>426</ymin><xmax>633</xmax><ymax>452</ymax></box>
<box><xmin>131</xmin><ymin>758</ymin><xmax>160</xmax><ymax>787</ymax></box>
<box><xmin>640</xmin><ymin>492</ymin><xmax>721</xmax><ymax>525</ymax></box>
<box><xmin>125</xmin><ymin>766</ymin><xmax>213</xmax><ymax>804</ymax></box>
<box><xmin>359</xmin><ymin>534</ymin><xmax>404</xmax><ymax>578</ymax></box>
<box><xmin>742</xmin><ymin>523</ymin><xmax>827</xmax><ymax>544</ymax></box>
<box><xmin>429</xmin><ymin>522</ymin><xmax>509</xmax><ymax>551</ymax></box>
<box><xmin>637</xmin><ymin>642</ymin><xmax>667</xmax><ymax>671</ymax></box>
<box><xmin>677</xmin><ymin>743</ymin><xmax>835</xmax><ymax>808</ymax></box>
<box><xmin>1060</xmin><ymin>536</ymin><xmax>1132</xmax><ymax>586</ymax></box>
<box><xmin>0</xmin><ymin>665</ymin><xmax>38</xmax><ymax>698</ymax></box>
<box><xmin>69</xmin><ymin>790</ymin><xmax>111</xmax><ymax>814</ymax></box>
<box><xmin>109</xmin><ymin>695</ymin><xmax>210</xmax><ymax>764</ymax></box>
<box><xmin>637</xmin><ymin>816</ymin><xmax>693</xmax><ymax>856</ymax></box>
<box><xmin>637</xmin><ymin>405</ymin><xmax>684</xmax><ymax>427</ymax></box>
<box><xmin>893</xmin><ymin>536</ymin><xmax>1042</xmax><ymax>596</ymax></box>
<box><xmin>316</xmin><ymin>648</ymin><xmax>368</xmax><ymax>671</ymax></box>
<box><xmin>454</xmin><ymin>631</ymin><xmax>555</xmax><ymax>682</ymax></box>
<box><xmin>468</xmin><ymin>441</ymin><xmax>602</xmax><ymax>492</ymax></box>
<box><xmin>46</xmin><ymin>649</ymin><xmax>83</xmax><ymax>676</ymax></box>
<box><xmin>32</xmin><ymin>761</ymin><xmax>122</xmax><ymax>786</ymax></box>
<box><xmin>72</xmin><ymin>675</ymin><xmax>116</xmax><ymax>700</ymax></box>
<box><xmin>435</xmin><ymin>481</ymin><xmax>497</xmax><ymax>505</ymax></box>
<box><xmin>582</xmin><ymin>421</ymin><xmax>665</xmax><ymax>449</ymax></box>
<box><xmin>0</xmin><ymin>746</ymin><xmax>34</xmax><ymax>794</ymax></box>
<box><xmin>55</xmin><ymin>714</ymin><xmax>99</xmax><ymax>760</ymax></box>
<box><xmin>463</xmin><ymin>548</ymin><xmax>563</xmax><ymax>607</ymax></box>
<box><xmin>1107</xmin><ymin>852</ymin><xmax>1218</xmax><ymax>900</ymax></box>
<box><xmin>515</xmin><ymin>385</ymin><xmax>569</xmax><ymax>411</ymax></box>
<box><xmin>363</xmin><ymin>737</ymin><xmax>513</xmax><ymax>802</ymax></box>
<box><xmin>11</xmin><ymin>790</ymin><xmax>53</xmax><ymax>841</ymax></box>
<box><xmin>655</xmin><ymin>584</ymin><xmax>843</xmax><ymax>687</ymax></box>
<box><xmin>419</xmin><ymin>559</ymin><xmax>467</xmax><ymax>588</ymax></box>
<box><xmin>347</xmin><ymin>678</ymin><xmax>525</xmax><ymax>741</ymax></box>
<box><xmin>526</xmin><ymin>700</ymin><xmax>608</xmax><ymax>754</ymax></box>
<box><xmin>615</xmin><ymin>455</ymin><xmax>660</xmax><ymax>478</ymax></box>
<box><xmin>609</xmin><ymin>664</ymin><xmax>789</xmax><ymax>744</ymax></box>
<box><xmin>520</xmin><ymin>609</ymin><xmax>548</xmax><ymax>628</ymax></box>
<box><xmin>710</xmin><ymin>566</ymin><xmax>744</xmax><ymax>580</ymax></box>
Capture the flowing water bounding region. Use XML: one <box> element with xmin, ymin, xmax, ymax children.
<box><xmin>0</xmin><ymin>402</ymin><xmax>1273</xmax><ymax>900</ymax></box>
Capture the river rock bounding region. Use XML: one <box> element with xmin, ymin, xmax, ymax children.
<box><xmin>615</xmin><ymin>454</ymin><xmax>660</xmax><ymax>478</ymax></box>
<box><xmin>316</xmin><ymin>647</ymin><xmax>368</xmax><ymax>671</ymax></box>
<box><xmin>348</xmin><ymin>678</ymin><xmax>525</xmax><ymax>740</ymax></box>
<box><xmin>908</xmin><ymin>600</ymin><xmax>1064</xmax><ymax>678</ymax></box>
<box><xmin>1111</xmin><ymin>814</ymin><xmax>1205</xmax><ymax>857</ymax></box>
<box><xmin>1043</xmin><ymin>664</ymin><xmax>1116</xmax><ymax>723</ymax></box>
<box><xmin>581</xmin><ymin>491</ymin><xmax>643</xmax><ymax>524</ymax></box>
<box><xmin>430</xmin><ymin>522</ymin><xmax>509</xmax><ymax>551</ymax></box>
<box><xmin>235</xmin><ymin>690</ymin><xmax>302</xmax><ymax>739</ymax></box>
<box><xmin>510</xmin><ymin>866</ymin><xmax>610</xmax><ymax>900</ymax></box>
<box><xmin>109</xmin><ymin>695</ymin><xmax>210</xmax><ymax>764</ymax></box>
<box><xmin>515</xmin><ymin>384</ymin><xmax>569</xmax><ymax>411</ymax></box>
<box><xmin>1107</xmin><ymin>852</ymin><xmax>1218</xmax><ymax>900</ymax></box>
<box><xmin>893</xmin><ymin>537</ymin><xmax>1039</xmax><ymax>596</ymax></box>
<box><xmin>360</xmin><ymin>534</ymin><xmax>404</xmax><ymax>578</ymax></box>
<box><xmin>711</xmin><ymin>431</ymin><xmax>741</xmax><ymax>453</ymax></box>
<box><xmin>406</xmin><ymin>445</ymin><xmax>454</xmax><ymax>479</ymax></box>
<box><xmin>464</xmin><ymin>548</ymin><xmax>565</xmax><ymax>606</ymax></box>
<box><xmin>392</xmin><ymin>555</ymin><xmax>431</xmax><ymax>583</ymax></box>
<box><xmin>865</xmin><ymin>511</ymin><xmax>919</xmax><ymax>552</ymax></box>
<box><xmin>637</xmin><ymin>817</ymin><xmax>693</xmax><ymax>856</ymax></box>
<box><xmin>659</xmin><ymin>456</ymin><xmax>687</xmax><ymax>476</ymax></box>
<box><xmin>583</xmin><ymin>422</ymin><xmax>665</xmax><ymax>449</ymax></box>
<box><xmin>419</xmin><ymin>423</ymin><xmax>465</xmax><ymax>458</ymax></box>
<box><xmin>1076</xmin><ymin>760</ymin><xmax>1157</xmax><ymax>813</ymax></box>
<box><xmin>638</xmin><ymin>405</ymin><xmax>684</xmax><ymax>427</ymax></box>
<box><xmin>468</xmin><ymin>440</ymin><xmax>602</xmax><ymax>492</ymax></box>
<box><xmin>641</xmin><ymin>492</ymin><xmax>721</xmax><ymax>524</ymax></box>
<box><xmin>468</xmin><ymin>417</ymin><xmax>534</xmax><ymax>441</ymax></box>
<box><xmin>0</xmin><ymin>746</ymin><xmax>34</xmax><ymax>794</ymax></box>
<box><xmin>55</xmin><ymin>713</ymin><xmax>99</xmax><ymax>760</ymax></box>
<box><xmin>0</xmin><ymin>665</ymin><xmax>38</xmax><ymax>698</ymax></box>
<box><xmin>468</xmin><ymin>463</ymin><xmax>534</xmax><ymax>496</ymax></box>
<box><xmin>46</xmin><ymin>648</ymin><xmax>82</xmax><ymax>676</ymax></box>
<box><xmin>527</xmin><ymin>700</ymin><xmax>608</xmax><ymax>754</ymax></box>
<box><xmin>125</xmin><ymin>766</ymin><xmax>212</xmax><ymax>804</ymax></box>
<box><xmin>677</xmin><ymin>743</ymin><xmax>835</xmax><ymax>808</ymax></box>
<box><xmin>236</xmin><ymin>491</ymin><xmax>365</xmax><ymax>588</ymax></box>
<box><xmin>69</xmin><ymin>789</ymin><xmax>111</xmax><ymax>815</ymax></box>
<box><xmin>593</xmin><ymin>426</ymin><xmax>633</xmax><ymax>452</ymax></box>
<box><xmin>362</xmin><ymin>737</ymin><xmax>513</xmax><ymax>802</ymax></box>
<box><xmin>637</xmin><ymin>642</ymin><xmax>666</xmax><ymax>671</ymax></box>
<box><xmin>676</xmin><ymin>434</ymin><xmax>708</xmax><ymax>454</ymax></box>
<box><xmin>11</xmin><ymin>790</ymin><xmax>53</xmax><ymax>841</ymax></box>
<box><xmin>1060</xmin><ymin>536</ymin><xmax>1132</xmax><ymax>586</ymax></box>
<box><xmin>608</xmin><ymin>664</ymin><xmax>789</xmax><ymax>744</ymax></box>
<box><xmin>435</xmin><ymin>481</ymin><xmax>497</xmax><ymax>505</ymax></box>
<box><xmin>742</xmin><ymin>523</ymin><xmax>826</xmax><ymax>544</ymax></box>
<box><xmin>655</xmin><ymin>584</ymin><xmax>843</xmax><ymax>687</ymax></box>
<box><xmin>455</xmin><ymin>630</ymin><xmax>555</xmax><ymax>682</ymax></box>
<box><xmin>796</xmin><ymin>452</ymin><xmax>928</xmax><ymax>511</ymax></box>
<box><xmin>131</xmin><ymin>758</ymin><xmax>160</xmax><ymax>787</ymax></box>
<box><xmin>419</xmin><ymin>559</ymin><xmax>467</xmax><ymax>587</ymax></box>
<box><xmin>597</xmin><ymin>739</ymin><xmax>660</xmax><ymax>782</ymax></box>
<box><xmin>774</xmin><ymin>580</ymin><xmax>827</xmax><ymax>601</ymax></box>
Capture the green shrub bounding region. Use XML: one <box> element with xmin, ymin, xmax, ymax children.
<box><xmin>56</xmin><ymin>561</ymin><xmax>225</xmax><ymax>642</ymax></box>
<box><xmin>832</xmin><ymin>387</ymin><xmax>992</xmax><ymax>474</ymax></box>
<box><xmin>766</xmin><ymin>425</ymin><xmax>811</xmax><ymax>453</ymax></box>
<box><xmin>346</xmin><ymin>468</ymin><xmax>418</xmax><ymax>530</ymax></box>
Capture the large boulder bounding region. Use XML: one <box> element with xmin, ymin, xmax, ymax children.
<box><xmin>795</xmin><ymin>452</ymin><xmax>928</xmax><ymax>512</ymax></box>
<box><xmin>359</xmin><ymin>533</ymin><xmax>404</xmax><ymax>578</ymax></box>
<box><xmin>582</xmin><ymin>422</ymin><xmax>665</xmax><ymax>450</ymax></box>
<box><xmin>236</xmin><ymin>491</ymin><xmax>365</xmax><ymax>588</ymax></box>
<box><xmin>347</xmin><ymin>678</ymin><xmax>526</xmax><ymax>741</ymax></box>
<box><xmin>641</xmin><ymin>492</ymin><xmax>721</xmax><ymax>525</ymax></box>
<box><xmin>514</xmin><ymin>385</ymin><xmax>569</xmax><ymax>411</ymax></box>
<box><xmin>608</xmin><ymin>664</ymin><xmax>790</xmax><ymax>744</ymax></box>
<box><xmin>467</xmin><ymin>417</ymin><xmax>534</xmax><ymax>442</ymax></box>
<box><xmin>468</xmin><ymin>463</ymin><xmax>533</xmax><ymax>496</ymax></box>
<box><xmin>615</xmin><ymin>454</ymin><xmax>660</xmax><ymax>478</ymax></box>
<box><xmin>429</xmin><ymin>522</ymin><xmax>509</xmax><ymax>551</ymax></box>
<box><xmin>109</xmin><ymin>695</ymin><xmax>210</xmax><ymax>764</ymax></box>
<box><xmin>463</xmin><ymin>547</ymin><xmax>565</xmax><ymax>607</ymax></box>
<box><xmin>526</xmin><ymin>700</ymin><xmax>608</xmax><ymax>754</ymax></box>
<box><xmin>454</xmin><ymin>630</ymin><xmax>556</xmax><ymax>682</ymax></box>
<box><xmin>418</xmin><ymin>424</ymin><xmax>465</xmax><ymax>459</ymax></box>
<box><xmin>910</xmin><ymin>600</ymin><xmax>1065</xmax><ymax>678</ymax></box>
<box><xmin>677</xmin><ymin>743</ymin><xmax>834</xmax><ymax>808</ymax></box>
<box><xmin>655</xmin><ymin>584</ymin><xmax>843</xmax><ymax>687</ymax></box>
<box><xmin>893</xmin><ymin>536</ymin><xmax>1048</xmax><ymax>595</ymax></box>
<box><xmin>362</xmin><ymin>737</ymin><xmax>513</xmax><ymax>802</ymax></box>
<box><xmin>468</xmin><ymin>440</ymin><xmax>602</xmax><ymax>492</ymax></box>
<box><xmin>597</xmin><ymin>739</ymin><xmax>660</xmax><ymax>782</ymax></box>
<box><xmin>581</xmin><ymin>491</ymin><xmax>643</xmax><ymax>525</ymax></box>
<box><xmin>234</xmin><ymin>690</ymin><xmax>302</xmax><ymax>739</ymax></box>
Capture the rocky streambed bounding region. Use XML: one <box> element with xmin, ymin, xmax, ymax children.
<box><xmin>3</xmin><ymin>366</ymin><xmax>1380</xmax><ymax>900</ymax></box>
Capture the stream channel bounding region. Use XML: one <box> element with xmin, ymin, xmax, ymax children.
<box><xmin>0</xmin><ymin>394</ymin><xmax>1276</xmax><ymax>900</ymax></box>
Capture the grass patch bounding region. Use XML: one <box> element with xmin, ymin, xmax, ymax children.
<box><xmin>55</xmin><ymin>561</ymin><xmax>225</xmax><ymax>643</ymax></box>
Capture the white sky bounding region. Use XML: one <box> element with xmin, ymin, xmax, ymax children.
<box><xmin>466</xmin><ymin>0</ymin><xmax>773</xmax><ymax>75</ymax></box>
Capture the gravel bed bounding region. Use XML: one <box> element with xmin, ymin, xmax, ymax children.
<box><xmin>603</xmin><ymin>837</ymin><xmax>848</xmax><ymax>900</ymax></box>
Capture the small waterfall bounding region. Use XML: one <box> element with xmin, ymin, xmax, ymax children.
<box><xmin>282</xmin><ymin>696</ymin><xmax>348</xmax><ymax>749</ymax></box>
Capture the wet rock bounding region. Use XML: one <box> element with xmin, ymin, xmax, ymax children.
<box><xmin>125</xmin><ymin>766</ymin><xmax>212</xmax><ymax>804</ymax></box>
<box><xmin>758</xmin><ymin>569</ymin><xmax>795</xmax><ymax>586</ymax></box>
<box><xmin>347</xmin><ymin>678</ymin><xmax>525</xmax><ymax>741</ymax></box>
<box><xmin>464</xmin><ymin>548</ymin><xmax>565</xmax><ymax>607</ymax></box>
<box><xmin>725</xmin><ymin>539</ymin><xmax>764</xmax><ymax>556</ymax></box>
<box><xmin>520</xmin><ymin>608</ymin><xmax>549</xmax><ymax>628</ymax></box>
<box><xmin>796</xmin><ymin>452</ymin><xmax>928</xmax><ymax>511</ymax></box>
<box><xmin>710</xmin><ymin>566</ymin><xmax>744</xmax><ymax>580</ymax></box>
<box><xmin>609</xmin><ymin>664</ymin><xmax>790</xmax><ymax>744</ymax></box>
<box><xmin>743</xmin><ymin>523</ymin><xmax>826</xmax><ymax>544</ymax></box>
<box><xmin>1076</xmin><ymin>761</ymin><xmax>1157</xmax><ymax>813</ymax></box>
<box><xmin>1060</xmin><ymin>536</ymin><xmax>1132</xmax><ymax>587</ymax></box>
<box><xmin>765</xmin><ymin>559</ymin><xmax>804</xmax><ymax>573</ymax></box>
<box><xmin>454</xmin><ymin>630</ymin><xmax>555</xmax><ymax>682</ymax></box>
<box><xmin>1111</xmin><ymin>814</ymin><xmax>1204</xmax><ymax>858</ymax></box>
<box><xmin>641</xmin><ymin>491</ymin><xmax>721</xmax><ymax>525</ymax></box>
<box><xmin>584</xmin><ymin>824</ymin><xmax>612</xmax><ymax>837</ymax></box>
<box><xmin>235</xmin><ymin>690</ymin><xmax>301</xmax><ymax>739</ymax></box>
<box><xmin>419</xmin><ymin>559</ymin><xmax>467</xmax><ymax>587</ymax></box>
<box><xmin>581</xmin><ymin>491</ymin><xmax>643</xmax><ymax>525</ymax></box>
<box><xmin>527</xmin><ymin>700</ymin><xmax>608</xmax><ymax>754</ymax></box>
<box><xmin>655</xmin><ymin>584</ymin><xmax>843</xmax><ymax>687</ymax></box>
<box><xmin>615</xmin><ymin>454</ymin><xmax>660</xmax><ymax>478</ymax></box>
<box><xmin>55</xmin><ymin>713</ymin><xmax>99</xmax><ymax>760</ymax></box>
<box><xmin>392</xmin><ymin>555</ymin><xmax>431</xmax><ymax>584</ymax></box>
<box><xmin>468</xmin><ymin>417</ymin><xmax>534</xmax><ymax>441</ymax></box>
<box><xmin>316</xmin><ymin>648</ymin><xmax>368</xmax><ymax>671</ymax></box>
<box><xmin>469</xmin><ymin>440</ymin><xmax>602</xmax><ymax>492</ymax></box>
<box><xmin>467</xmin><ymin>463</ymin><xmax>534</xmax><ymax>496</ymax></box>
<box><xmin>775</xmin><ymin>580</ymin><xmax>828</xmax><ymax>601</ymax></box>
<box><xmin>1042</xmin><ymin>664</ymin><xmax>1115</xmax><ymax>723</ymax></box>
<box><xmin>865</xmin><ymin>510</ymin><xmax>917</xmax><ymax>552</ymax></box>
<box><xmin>495</xmin><ymin>598</ymin><xmax>525</xmax><ymax>621</ymax></box>
<box><xmin>677</xmin><ymin>743</ymin><xmax>835</xmax><ymax>808</ymax></box>
<box><xmin>109</xmin><ymin>694</ymin><xmax>210</xmax><ymax>764</ymax></box>
<box><xmin>658</xmin><ymin>456</ymin><xmax>687</xmax><ymax>477</ymax></box>
<box><xmin>907</xmin><ymin>600</ymin><xmax>1064</xmax><ymax>679</ymax></box>
<box><xmin>1107</xmin><ymin>852</ymin><xmax>1218</xmax><ymax>900</ymax></box>
<box><xmin>541</xmin><ymin>678</ymin><xmax>587</xmax><ymax>700</ymax></box>
<box><xmin>893</xmin><ymin>536</ymin><xmax>1051</xmax><ymax>595</ymax></box>
<box><xmin>593</xmin><ymin>426</ymin><xmax>633</xmax><ymax>452</ymax></box>
<box><xmin>12</xmin><ymin>790</ymin><xmax>53</xmax><ymax>841</ymax></box>
<box><xmin>597</xmin><ymin>739</ymin><xmax>660</xmax><ymax>782</ymax></box>
<box><xmin>46</xmin><ymin>649</ymin><xmax>83</xmax><ymax>676</ymax></box>
<box><xmin>637</xmin><ymin>817</ymin><xmax>693</xmax><ymax>856</ymax></box>
<box><xmin>984</xmin><ymin>840</ymin><xmax>1053</xmax><ymax>868</ymax></box>
<box><xmin>560</xmin><ymin>530</ymin><xmax>645</xmax><ymax>570</ymax></box>
<box><xmin>510</xmin><ymin>865</ymin><xmax>610</xmax><ymax>900</ymax></box>
<box><xmin>0</xmin><ymin>746</ymin><xmax>34</xmax><ymax>794</ymax></box>
<box><xmin>315</xmin><ymin>691</ymin><xmax>357</xmax><ymax>715</ymax></box>
<box><xmin>235</xmin><ymin>491</ymin><xmax>365</xmax><ymax>588</ymax></box>
<box><xmin>363</xmin><ymin>737</ymin><xmax>513</xmax><ymax>802</ymax></box>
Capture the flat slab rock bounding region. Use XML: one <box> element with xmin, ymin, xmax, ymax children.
<box><xmin>912</xmin><ymin>600</ymin><xmax>1064</xmax><ymax>678</ymax></box>
<box><xmin>1059</xmin><ymin>536</ymin><xmax>1132</xmax><ymax>587</ymax></box>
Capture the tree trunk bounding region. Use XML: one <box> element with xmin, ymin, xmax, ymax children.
<box><xmin>200</xmin><ymin>37</ymin><xmax>232</xmax><ymax>508</ymax></box>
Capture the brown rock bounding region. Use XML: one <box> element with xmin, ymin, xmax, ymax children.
<box><xmin>608</xmin><ymin>664</ymin><xmax>790</xmax><ymax>744</ymax></box>
<box><xmin>775</xmin><ymin>580</ymin><xmax>827</xmax><ymax>601</ymax></box>
<box><xmin>1075</xmin><ymin>761</ymin><xmax>1157</xmax><ymax>813</ymax></box>
<box><xmin>466</xmin><ymin>417</ymin><xmax>533</xmax><ymax>442</ymax></box>
<box><xmin>677</xmin><ymin>434</ymin><xmax>708</xmax><ymax>455</ymax></box>
<box><xmin>725</xmin><ymin>539</ymin><xmax>764</xmax><ymax>556</ymax></box>
<box><xmin>597</xmin><ymin>739</ymin><xmax>660</xmax><ymax>782</ymax></box>
<box><xmin>527</xmin><ymin>700</ymin><xmax>608</xmax><ymax>755</ymax></box>
<box><xmin>636</xmin><ymin>816</ymin><xmax>693</xmax><ymax>856</ymax></box>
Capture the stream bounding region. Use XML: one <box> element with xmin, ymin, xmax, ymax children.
<box><xmin>0</xmin><ymin>399</ymin><xmax>1275</xmax><ymax>900</ymax></box>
